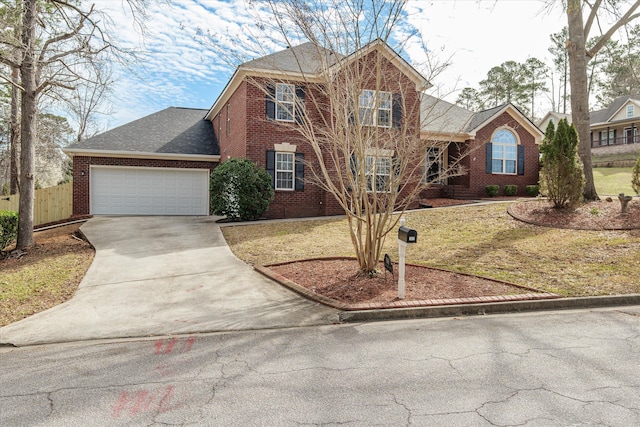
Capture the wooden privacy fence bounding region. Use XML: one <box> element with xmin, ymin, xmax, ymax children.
<box><xmin>0</xmin><ymin>182</ymin><xmax>73</xmax><ymax>226</ymax></box>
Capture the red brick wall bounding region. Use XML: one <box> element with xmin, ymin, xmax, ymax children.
<box><xmin>462</xmin><ymin>112</ymin><xmax>540</xmax><ymax>197</ymax></box>
<box><xmin>72</xmin><ymin>156</ymin><xmax>217</xmax><ymax>216</ymax></box>
<box><xmin>218</xmin><ymin>81</ymin><xmax>248</xmax><ymax>160</ymax></box>
<box><xmin>233</xmin><ymin>49</ymin><xmax>423</xmax><ymax>219</ymax></box>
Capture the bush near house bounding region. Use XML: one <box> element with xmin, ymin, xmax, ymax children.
<box><xmin>485</xmin><ymin>185</ymin><xmax>499</xmax><ymax>197</ymax></box>
<box><xmin>0</xmin><ymin>211</ymin><xmax>18</xmax><ymax>252</ymax></box>
<box><xmin>539</xmin><ymin>119</ymin><xmax>585</xmax><ymax>209</ymax></box>
<box><xmin>525</xmin><ymin>185</ymin><xmax>539</xmax><ymax>197</ymax></box>
<box><xmin>504</xmin><ymin>185</ymin><xmax>518</xmax><ymax>196</ymax></box>
<box><xmin>210</xmin><ymin>158</ymin><xmax>274</xmax><ymax>221</ymax></box>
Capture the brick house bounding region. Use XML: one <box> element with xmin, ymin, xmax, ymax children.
<box><xmin>64</xmin><ymin>40</ymin><xmax>542</xmax><ymax>217</ymax></box>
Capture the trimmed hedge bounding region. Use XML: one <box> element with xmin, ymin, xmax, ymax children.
<box><xmin>0</xmin><ymin>210</ymin><xmax>18</xmax><ymax>251</ymax></box>
<box><xmin>526</xmin><ymin>185</ymin><xmax>540</xmax><ymax>197</ymax></box>
<box><xmin>485</xmin><ymin>185</ymin><xmax>499</xmax><ymax>197</ymax></box>
<box><xmin>504</xmin><ymin>185</ymin><xmax>518</xmax><ymax>196</ymax></box>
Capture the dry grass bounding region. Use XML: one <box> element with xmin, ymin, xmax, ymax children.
<box><xmin>0</xmin><ymin>224</ymin><xmax>94</xmax><ymax>326</ymax></box>
<box><xmin>222</xmin><ymin>203</ymin><xmax>640</xmax><ymax>297</ymax></box>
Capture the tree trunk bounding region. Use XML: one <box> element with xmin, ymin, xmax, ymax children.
<box><xmin>567</xmin><ymin>0</ymin><xmax>599</xmax><ymax>201</ymax></box>
<box><xmin>16</xmin><ymin>0</ymin><xmax>37</xmax><ymax>249</ymax></box>
<box><xmin>10</xmin><ymin>66</ymin><xmax>20</xmax><ymax>195</ymax></box>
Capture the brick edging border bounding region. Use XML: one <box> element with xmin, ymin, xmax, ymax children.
<box><xmin>255</xmin><ymin>257</ymin><xmax>561</xmax><ymax>311</ymax></box>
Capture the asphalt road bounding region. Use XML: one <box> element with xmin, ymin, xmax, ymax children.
<box><xmin>1</xmin><ymin>306</ymin><xmax>640</xmax><ymax>426</ymax></box>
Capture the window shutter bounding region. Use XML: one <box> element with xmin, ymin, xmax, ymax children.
<box><xmin>393</xmin><ymin>157</ymin><xmax>401</xmax><ymax>193</ymax></box>
<box><xmin>295</xmin><ymin>86</ymin><xmax>306</xmax><ymax>125</ymax></box>
<box><xmin>266</xmin><ymin>150</ymin><xmax>275</xmax><ymax>187</ymax></box>
<box><xmin>392</xmin><ymin>93</ymin><xmax>402</xmax><ymax>129</ymax></box>
<box><xmin>517</xmin><ymin>145</ymin><xmax>525</xmax><ymax>175</ymax></box>
<box><xmin>295</xmin><ymin>153</ymin><xmax>304</xmax><ymax>191</ymax></box>
<box><xmin>485</xmin><ymin>143</ymin><xmax>493</xmax><ymax>174</ymax></box>
<box><xmin>266</xmin><ymin>84</ymin><xmax>276</xmax><ymax>120</ymax></box>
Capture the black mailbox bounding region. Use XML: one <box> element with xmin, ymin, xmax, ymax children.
<box><xmin>398</xmin><ymin>226</ymin><xmax>417</xmax><ymax>244</ymax></box>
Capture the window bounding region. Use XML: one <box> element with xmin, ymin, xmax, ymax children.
<box><xmin>425</xmin><ymin>147</ymin><xmax>443</xmax><ymax>184</ymax></box>
<box><xmin>266</xmin><ymin>148</ymin><xmax>304</xmax><ymax>191</ymax></box>
<box><xmin>491</xmin><ymin>129</ymin><xmax>517</xmax><ymax>174</ymax></box>
<box><xmin>599</xmin><ymin>129</ymin><xmax>615</xmax><ymax>145</ymax></box>
<box><xmin>627</xmin><ymin>105</ymin><xmax>634</xmax><ymax>118</ymax></box>
<box><xmin>276</xmin><ymin>83</ymin><xmax>295</xmax><ymax>122</ymax></box>
<box><xmin>365</xmin><ymin>155</ymin><xmax>392</xmax><ymax>192</ymax></box>
<box><xmin>359</xmin><ymin>90</ymin><xmax>392</xmax><ymax>128</ymax></box>
<box><xmin>275</xmin><ymin>152</ymin><xmax>294</xmax><ymax>190</ymax></box>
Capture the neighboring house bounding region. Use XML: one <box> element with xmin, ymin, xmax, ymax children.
<box><xmin>64</xmin><ymin>40</ymin><xmax>542</xmax><ymax>218</ymax></box>
<box><xmin>537</xmin><ymin>111</ymin><xmax>572</xmax><ymax>134</ymax></box>
<box><xmin>590</xmin><ymin>95</ymin><xmax>640</xmax><ymax>147</ymax></box>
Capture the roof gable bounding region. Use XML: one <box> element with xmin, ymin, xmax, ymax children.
<box><xmin>467</xmin><ymin>103</ymin><xmax>544</xmax><ymax>144</ymax></box>
<box><xmin>591</xmin><ymin>94</ymin><xmax>640</xmax><ymax>124</ymax></box>
<box><xmin>207</xmin><ymin>39</ymin><xmax>431</xmax><ymax>120</ymax></box>
<box><xmin>65</xmin><ymin>107</ymin><xmax>219</xmax><ymax>157</ymax></box>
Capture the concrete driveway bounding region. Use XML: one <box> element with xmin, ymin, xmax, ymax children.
<box><xmin>0</xmin><ymin>216</ymin><xmax>338</xmax><ymax>346</ymax></box>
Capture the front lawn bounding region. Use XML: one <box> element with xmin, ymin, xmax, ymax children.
<box><xmin>593</xmin><ymin>167</ymin><xmax>636</xmax><ymax>196</ymax></box>
<box><xmin>222</xmin><ymin>203</ymin><xmax>640</xmax><ymax>297</ymax></box>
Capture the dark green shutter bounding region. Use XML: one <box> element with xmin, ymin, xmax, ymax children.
<box><xmin>266</xmin><ymin>150</ymin><xmax>275</xmax><ymax>187</ymax></box>
<box><xmin>392</xmin><ymin>93</ymin><xmax>402</xmax><ymax>128</ymax></box>
<box><xmin>485</xmin><ymin>143</ymin><xmax>493</xmax><ymax>174</ymax></box>
<box><xmin>295</xmin><ymin>86</ymin><xmax>305</xmax><ymax>125</ymax></box>
<box><xmin>266</xmin><ymin>84</ymin><xmax>276</xmax><ymax>120</ymax></box>
<box><xmin>517</xmin><ymin>145</ymin><xmax>525</xmax><ymax>175</ymax></box>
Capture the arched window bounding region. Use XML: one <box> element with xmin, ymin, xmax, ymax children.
<box><xmin>491</xmin><ymin>129</ymin><xmax>517</xmax><ymax>174</ymax></box>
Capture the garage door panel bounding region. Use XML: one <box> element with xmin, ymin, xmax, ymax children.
<box><xmin>90</xmin><ymin>167</ymin><xmax>209</xmax><ymax>215</ymax></box>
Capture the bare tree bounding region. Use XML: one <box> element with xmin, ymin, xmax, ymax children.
<box><xmin>232</xmin><ymin>0</ymin><xmax>467</xmax><ymax>275</ymax></box>
<box><xmin>0</xmin><ymin>0</ymin><xmax>147</xmax><ymax>249</ymax></box>
<box><xmin>566</xmin><ymin>0</ymin><xmax>640</xmax><ymax>201</ymax></box>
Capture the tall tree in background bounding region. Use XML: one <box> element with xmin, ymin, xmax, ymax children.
<box><xmin>549</xmin><ymin>27</ymin><xmax>570</xmax><ymax>113</ymax></box>
<box><xmin>523</xmin><ymin>57</ymin><xmax>549</xmax><ymax>121</ymax></box>
<box><xmin>566</xmin><ymin>0</ymin><xmax>640</xmax><ymax>202</ymax></box>
<box><xmin>456</xmin><ymin>87</ymin><xmax>485</xmax><ymax>111</ymax></box>
<box><xmin>597</xmin><ymin>24</ymin><xmax>640</xmax><ymax>105</ymax></box>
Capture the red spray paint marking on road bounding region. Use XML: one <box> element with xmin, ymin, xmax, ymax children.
<box><xmin>154</xmin><ymin>337</ymin><xmax>196</xmax><ymax>354</ymax></box>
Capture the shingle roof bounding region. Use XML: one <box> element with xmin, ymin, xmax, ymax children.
<box><xmin>590</xmin><ymin>94</ymin><xmax>640</xmax><ymax>124</ymax></box>
<box><xmin>465</xmin><ymin>104</ymin><xmax>507</xmax><ymax>132</ymax></box>
<box><xmin>66</xmin><ymin>107</ymin><xmax>219</xmax><ymax>156</ymax></box>
<box><xmin>240</xmin><ymin>42</ymin><xmax>343</xmax><ymax>74</ymax></box>
<box><xmin>420</xmin><ymin>95</ymin><xmax>474</xmax><ymax>134</ymax></box>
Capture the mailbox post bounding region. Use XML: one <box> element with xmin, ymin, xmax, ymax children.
<box><xmin>397</xmin><ymin>223</ymin><xmax>417</xmax><ymax>299</ymax></box>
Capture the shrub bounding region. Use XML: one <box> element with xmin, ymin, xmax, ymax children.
<box><xmin>0</xmin><ymin>210</ymin><xmax>18</xmax><ymax>251</ymax></box>
<box><xmin>210</xmin><ymin>158</ymin><xmax>274</xmax><ymax>221</ymax></box>
<box><xmin>539</xmin><ymin>119</ymin><xmax>585</xmax><ymax>209</ymax></box>
<box><xmin>485</xmin><ymin>185</ymin><xmax>499</xmax><ymax>197</ymax></box>
<box><xmin>525</xmin><ymin>185</ymin><xmax>539</xmax><ymax>197</ymax></box>
<box><xmin>632</xmin><ymin>156</ymin><xmax>640</xmax><ymax>195</ymax></box>
<box><xmin>503</xmin><ymin>185</ymin><xmax>518</xmax><ymax>196</ymax></box>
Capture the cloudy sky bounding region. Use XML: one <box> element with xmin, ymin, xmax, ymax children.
<box><xmin>95</xmin><ymin>0</ymin><xmax>567</xmax><ymax>130</ymax></box>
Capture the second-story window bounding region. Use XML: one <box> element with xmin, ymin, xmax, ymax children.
<box><xmin>359</xmin><ymin>90</ymin><xmax>392</xmax><ymax>128</ymax></box>
<box><xmin>627</xmin><ymin>105</ymin><xmax>634</xmax><ymax>118</ymax></box>
<box><xmin>276</xmin><ymin>83</ymin><xmax>295</xmax><ymax>122</ymax></box>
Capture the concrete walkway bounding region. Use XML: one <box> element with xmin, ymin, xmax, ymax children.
<box><xmin>0</xmin><ymin>216</ymin><xmax>338</xmax><ymax>346</ymax></box>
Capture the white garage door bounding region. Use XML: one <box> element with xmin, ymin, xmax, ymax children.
<box><xmin>91</xmin><ymin>166</ymin><xmax>209</xmax><ymax>215</ymax></box>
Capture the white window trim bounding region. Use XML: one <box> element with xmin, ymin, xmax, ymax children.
<box><xmin>627</xmin><ymin>105</ymin><xmax>634</xmax><ymax>118</ymax></box>
<box><xmin>276</xmin><ymin>83</ymin><xmax>295</xmax><ymax>122</ymax></box>
<box><xmin>365</xmin><ymin>155</ymin><xmax>392</xmax><ymax>193</ymax></box>
<box><xmin>275</xmin><ymin>151</ymin><xmax>294</xmax><ymax>191</ymax></box>
<box><xmin>359</xmin><ymin>90</ymin><xmax>392</xmax><ymax>128</ymax></box>
<box><xmin>491</xmin><ymin>128</ymin><xmax>518</xmax><ymax>175</ymax></box>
